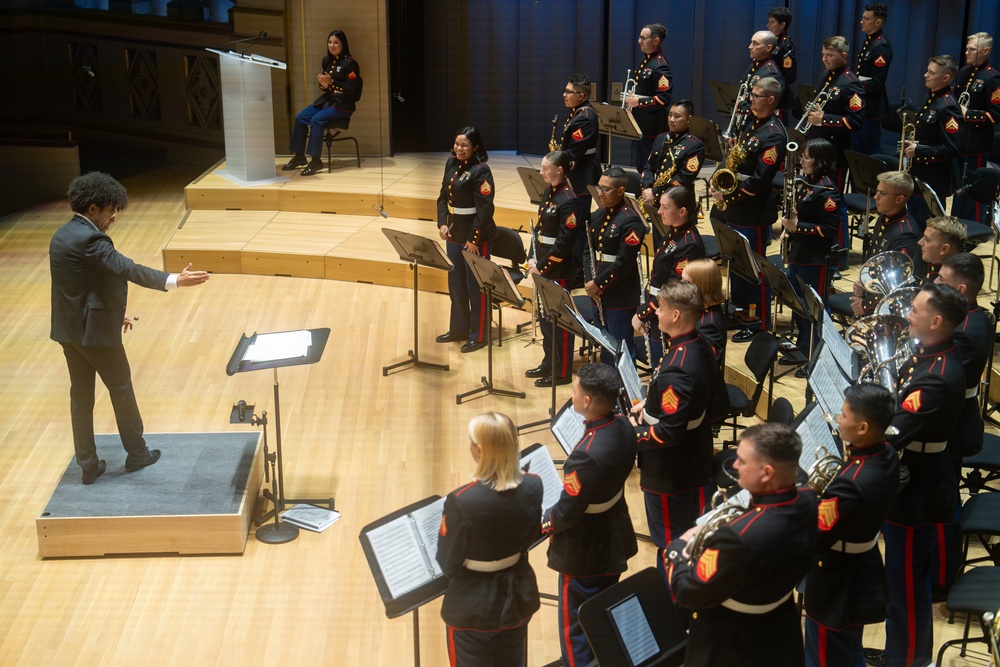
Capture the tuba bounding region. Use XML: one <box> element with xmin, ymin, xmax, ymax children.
<box><xmin>686</xmin><ymin>488</ymin><xmax>749</xmax><ymax>564</ymax></box>
<box><xmin>858</xmin><ymin>251</ymin><xmax>916</xmax><ymax>297</ymax></box>
<box><xmin>845</xmin><ymin>315</ymin><xmax>913</xmax><ymax>391</ymax></box>
<box><xmin>875</xmin><ymin>286</ymin><xmax>920</xmax><ymax>319</ymax></box>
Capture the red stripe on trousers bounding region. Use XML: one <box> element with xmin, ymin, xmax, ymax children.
<box><xmin>447</xmin><ymin>626</ymin><xmax>457</xmax><ymax>667</ymax></box>
<box><xmin>660</xmin><ymin>494</ymin><xmax>672</xmax><ymax>541</ymax></box>
<box><xmin>818</xmin><ymin>624</ymin><xmax>828</xmax><ymax>667</ymax></box>
<box><xmin>561</xmin><ymin>575</ymin><xmax>576</xmax><ymax>667</ymax></box>
<box><xmin>936</xmin><ymin>522</ymin><xmax>947</xmax><ymax>586</ymax></box>
<box><xmin>905</xmin><ymin>527</ymin><xmax>916</xmax><ymax>665</ymax></box>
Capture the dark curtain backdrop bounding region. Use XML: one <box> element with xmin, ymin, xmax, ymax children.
<box><xmin>395</xmin><ymin>0</ymin><xmax>1000</xmax><ymax>155</ymax></box>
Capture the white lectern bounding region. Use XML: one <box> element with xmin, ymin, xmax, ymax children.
<box><xmin>206</xmin><ymin>49</ymin><xmax>287</xmax><ymax>184</ymax></box>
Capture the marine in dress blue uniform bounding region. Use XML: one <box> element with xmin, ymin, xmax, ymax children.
<box><xmin>952</xmin><ymin>34</ymin><xmax>1000</xmax><ymax>222</ymax></box>
<box><xmin>852</xmin><ymin>6</ymin><xmax>892</xmax><ymax>155</ymax></box>
<box><xmin>768</xmin><ymin>7</ymin><xmax>798</xmax><ymax>120</ymax></box>
<box><xmin>626</xmin><ymin>23</ymin><xmax>672</xmax><ymax>174</ymax></box>
<box><xmin>560</xmin><ymin>75</ymin><xmax>601</xmax><ymax>268</ymax></box>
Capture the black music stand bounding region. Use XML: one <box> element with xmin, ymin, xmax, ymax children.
<box><xmin>786</xmin><ymin>126</ymin><xmax>807</xmax><ymax>148</ymax></box>
<box><xmin>226</xmin><ymin>328</ymin><xmax>332</xmax><ymax>544</ymax></box>
<box><xmin>844</xmin><ymin>150</ymin><xmax>889</xmax><ymax>257</ymax></box>
<box><xmin>457</xmin><ymin>251</ymin><xmax>527</xmax><ymax>404</ymax></box>
<box><xmin>797</xmin><ymin>83</ymin><xmax>816</xmax><ymax>113</ymax></box>
<box><xmin>708</xmin><ymin>80</ymin><xmax>739</xmax><ymax>118</ymax></box>
<box><xmin>755</xmin><ymin>252</ymin><xmax>811</xmax><ymax>375</ymax></box>
<box><xmin>806</xmin><ymin>340</ymin><xmax>852</xmax><ymax>422</ymax></box>
<box><xmin>359</xmin><ymin>495</ymin><xmax>448</xmax><ymax>667</ymax></box>
<box><xmin>689</xmin><ymin>116</ymin><xmax>723</xmax><ymax>164</ymax></box>
<box><xmin>594</xmin><ymin>102</ymin><xmax>642</xmax><ymax>167</ymax></box>
<box><xmin>381</xmin><ymin>228</ymin><xmax>453</xmax><ymax>376</ymax></box>
<box><xmin>518</xmin><ymin>274</ymin><xmax>591</xmax><ymax>431</ymax></box>
<box><xmin>711</xmin><ymin>217</ymin><xmax>763</xmax><ymax>325</ymax></box>
<box><xmin>579</xmin><ymin>567</ymin><xmax>687</xmax><ymax>667</ymax></box>
<box><xmin>516</xmin><ymin>166</ymin><xmax>547</xmax><ymax>205</ymax></box>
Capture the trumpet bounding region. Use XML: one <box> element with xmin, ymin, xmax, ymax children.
<box><xmin>794</xmin><ymin>80</ymin><xmax>833</xmax><ymax>133</ymax></box>
<box><xmin>547</xmin><ymin>114</ymin><xmax>559</xmax><ymax>152</ymax></box>
<box><xmin>620</xmin><ymin>69</ymin><xmax>637</xmax><ymax>108</ymax></box>
<box><xmin>958</xmin><ymin>90</ymin><xmax>971</xmax><ymax>108</ymax></box>
<box><xmin>898</xmin><ymin>121</ymin><xmax>917</xmax><ymax>172</ymax></box>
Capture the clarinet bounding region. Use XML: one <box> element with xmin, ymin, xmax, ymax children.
<box><xmin>527</xmin><ymin>218</ymin><xmax>541</xmax><ymax>334</ymax></box>
<box><xmin>548</xmin><ymin>115</ymin><xmax>559</xmax><ymax>152</ymax></box>
<box><xmin>584</xmin><ymin>218</ymin><xmax>606</xmax><ymax>327</ymax></box>
<box><xmin>638</xmin><ymin>248</ymin><xmax>652</xmax><ymax>367</ymax></box>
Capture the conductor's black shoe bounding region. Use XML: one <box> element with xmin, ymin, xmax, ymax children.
<box><xmin>863</xmin><ymin>648</ymin><xmax>885</xmax><ymax>667</ymax></box>
<box><xmin>125</xmin><ymin>449</ymin><xmax>161</xmax><ymax>472</ymax></box>
<box><xmin>282</xmin><ymin>154</ymin><xmax>307</xmax><ymax>170</ymax></box>
<box><xmin>731</xmin><ymin>327</ymin><xmax>761</xmax><ymax>343</ymax></box>
<box><xmin>460</xmin><ymin>340</ymin><xmax>488</xmax><ymax>353</ymax></box>
<box><xmin>436</xmin><ymin>331</ymin><xmax>465</xmax><ymax>343</ymax></box>
<box><xmin>524</xmin><ymin>364</ymin><xmax>550</xmax><ymax>378</ymax></box>
<box><xmin>82</xmin><ymin>460</ymin><xmax>106</xmax><ymax>485</ymax></box>
<box><xmin>300</xmin><ymin>158</ymin><xmax>324</xmax><ymax>176</ymax></box>
<box><xmin>535</xmin><ymin>375</ymin><xmax>572</xmax><ymax>388</ymax></box>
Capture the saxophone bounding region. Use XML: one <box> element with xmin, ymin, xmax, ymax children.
<box><xmin>710</xmin><ymin>140</ymin><xmax>748</xmax><ymax>212</ymax></box>
<box><xmin>548</xmin><ymin>114</ymin><xmax>559</xmax><ymax>152</ymax></box>
<box><xmin>653</xmin><ymin>141</ymin><xmax>680</xmax><ymax>189</ymax></box>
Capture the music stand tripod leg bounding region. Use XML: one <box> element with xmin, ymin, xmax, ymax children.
<box><xmin>457</xmin><ymin>285</ymin><xmax>527</xmax><ymax>403</ymax></box>
<box><xmin>255</xmin><ymin>369</ymin><xmax>300</xmax><ymax>543</ymax></box>
<box><xmin>517</xmin><ymin>314</ymin><xmax>562</xmax><ymax>432</ymax></box>
<box><xmin>383</xmin><ymin>263</ymin><xmax>449</xmax><ymax>375</ymax></box>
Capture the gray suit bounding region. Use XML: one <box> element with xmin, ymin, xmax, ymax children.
<box><xmin>50</xmin><ymin>214</ymin><xmax>168</xmax><ymax>472</ymax></box>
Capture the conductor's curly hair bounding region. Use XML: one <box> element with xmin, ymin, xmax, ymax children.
<box><xmin>68</xmin><ymin>172</ymin><xmax>129</xmax><ymax>215</ymax></box>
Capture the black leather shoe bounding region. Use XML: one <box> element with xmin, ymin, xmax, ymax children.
<box><xmin>524</xmin><ymin>364</ymin><xmax>550</xmax><ymax>378</ymax></box>
<box><xmin>300</xmin><ymin>158</ymin><xmax>324</xmax><ymax>176</ymax></box>
<box><xmin>731</xmin><ymin>327</ymin><xmax>761</xmax><ymax>343</ymax></box>
<box><xmin>125</xmin><ymin>449</ymin><xmax>161</xmax><ymax>472</ymax></box>
<box><xmin>778</xmin><ymin>354</ymin><xmax>802</xmax><ymax>366</ymax></box>
<box><xmin>82</xmin><ymin>460</ymin><xmax>106</xmax><ymax>485</ymax></box>
<box><xmin>460</xmin><ymin>340</ymin><xmax>488</xmax><ymax>353</ymax></box>
<box><xmin>863</xmin><ymin>648</ymin><xmax>885</xmax><ymax>667</ymax></box>
<box><xmin>436</xmin><ymin>331</ymin><xmax>465</xmax><ymax>343</ymax></box>
<box><xmin>282</xmin><ymin>155</ymin><xmax>307</xmax><ymax>170</ymax></box>
<box><xmin>534</xmin><ymin>375</ymin><xmax>572</xmax><ymax>387</ymax></box>
<box><xmin>795</xmin><ymin>367</ymin><xmax>808</xmax><ymax>379</ymax></box>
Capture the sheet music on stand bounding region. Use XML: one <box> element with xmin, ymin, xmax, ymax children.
<box><xmin>245</xmin><ymin>330</ymin><xmax>312</xmax><ymax>362</ymax></box>
<box><xmin>364</xmin><ymin>496</ymin><xmax>448</xmax><ymax>601</ymax></box>
<box><xmin>807</xmin><ymin>343</ymin><xmax>851</xmax><ymax>424</ymax></box>
<box><xmin>617</xmin><ymin>341</ymin><xmax>644</xmax><ymax>406</ymax></box>
<box><xmin>551</xmin><ymin>398</ymin><xmax>586</xmax><ymax>457</ymax></box>
<box><xmin>607</xmin><ymin>595</ymin><xmax>661</xmax><ymax>667</ymax></box>
<box><xmin>519</xmin><ymin>443</ymin><xmax>564</xmax><ymax>514</ymax></box>
<box><xmin>567</xmin><ymin>307</ymin><xmax>620</xmax><ymax>355</ymax></box>
<box><xmin>819</xmin><ymin>308</ymin><xmax>859</xmax><ymax>380</ymax></box>
<box><xmin>795</xmin><ymin>402</ymin><xmax>842</xmax><ymax>473</ymax></box>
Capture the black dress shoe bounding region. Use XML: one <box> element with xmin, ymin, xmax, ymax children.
<box><xmin>82</xmin><ymin>460</ymin><xmax>106</xmax><ymax>485</ymax></box>
<box><xmin>794</xmin><ymin>367</ymin><xmax>808</xmax><ymax>379</ymax></box>
<box><xmin>863</xmin><ymin>648</ymin><xmax>885</xmax><ymax>667</ymax></box>
<box><xmin>534</xmin><ymin>375</ymin><xmax>572</xmax><ymax>387</ymax></box>
<box><xmin>524</xmin><ymin>364</ymin><xmax>550</xmax><ymax>378</ymax></box>
<box><xmin>282</xmin><ymin>155</ymin><xmax>307</xmax><ymax>170</ymax></box>
<box><xmin>436</xmin><ymin>331</ymin><xmax>465</xmax><ymax>343</ymax></box>
<box><xmin>125</xmin><ymin>449</ymin><xmax>161</xmax><ymax>472</ymax></box>
<box><xmin>731</xmin><ymin>327</ymin><xmax>761</xmax><ymax>343</ymax></box>
<box><xmin>300</xmin><ymin>158</ymin><xmax>324</xmax><ymax>176</ymax></box>
<box><xmin>778</xmin><ymin>353</ymin><xmax>803</xmax><ymax>366</ymax></box>
<box><xmin>460</xmin><ymin>339</ymin><xmax>488</xmax><ymax>353</ymax></box>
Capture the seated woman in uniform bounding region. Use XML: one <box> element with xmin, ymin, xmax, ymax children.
<box><xmin>283</xmin><ymin>29</ymin><xmax>360</xmax><ymax>176</ymax></box>
<box><xmin>436</xmin><ymin>412</ymin><xmax>543</xmax><ymax>667</ymax></box>
<box><xmin>681</xmin><ymin>258</ymin><xmax>726</xmax><ymax>366</ymax></box>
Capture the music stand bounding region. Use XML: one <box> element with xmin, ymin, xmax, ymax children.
<box><xmin>797</xmin><ymin>84</ymin><xmax>816</xmax><ymax>114</ymax></box>
<box><xmin>708</xmin><ymin>80</ymin><xmax>739</xmax><ymax>117</ymax></box>
<box><xmin>516</xmin><ymin>166</ymin><xmax>548</xmax><ymax>205</ymax></box>
<box><xmin>359</xmin><ymin>495</ymin><xmax>448</xmax><ymax>667</ymax></box>
<box><xmin>226</xmin><ymin>328</ymin><xmax>332</xmax><ymax>544</ymax></box>
<box><xmin>786</xmin><ymin>126</ymin><xmax>807</xmax><ymax>149</ymax></box>
<box><xmin>689</xmin><ymin>116</ymin><xmax>723</xmax><ymax>164</ymax></box>
<box><xmin>519</xmin><ymin>274</ymin><xmax>590</xmax><ymax>431</ymax></box>
<box><xmin>594</xmin><ymin>102</ymin><xmax>642</xmax><ymax>167</ymax></box>
<box><xmin>457</xmin><ymin>251</ymin><xmax>527</xmax><ymax>404</ymax></box>
<box><xmin>710</xmin><ymin>217</ymin><xmax>763</xmax><ymax>325</ymax></box>
<box><xmin>844</xmin><ymin>150</ymin><xmax>889</xmax><ymax>257</ymax></box>
<box><xmin>755</xmin><ymin>252</ymin><xmax>810</xmax><ymax>375</ymax></box>
<box><xmin>806</xmin><ymin>341</ymin><xmax>852</xmax><ymax>423</ymax></box>
<box><xmin>579</xmin><ymin>567</ymin><xmax>687</xmax><ymax>667</ymax></box>
<box><xmin>381</xmin><ymin>228</ymin><xmax>453</xmax><ymax>375</ymax></box>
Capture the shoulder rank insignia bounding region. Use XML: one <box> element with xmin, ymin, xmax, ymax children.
<box><xmin>945</xmin><ymin>117</ymin><xmax>960</xmax><ymax>134</ymax></box>
<box><xmin>348</xmin><ymin>71</ymin><xmax>357</xmax><ymax>80</ymax></box>
<box><xmin>992</xmin><ymin>88</ymin><xmax>1000</xmax><ymax>105</ymax></box>
<box><xmin>572</xmin><ymin>128</ymin><xmax>585</xmax><ymax>141</ymax></box>
<box><xmin>658</xmin><ymin>75</ymin><xmax>670</xmax><ymax>91</ymax></box>
<box><xmin>902</xmin><ymin>389</ymin><xmax>923</xmax><ymax>413</ymax></box>
<box><xmin>675</xmin><ymin>258</ymin><xmax>689</xmax><ymax>276</ymax></box>
<box><xmin>824</xmin><ymin>197</ymin><xmax>837</xmax><ymax>212</ymax></box>
<box><xmin>762</xmin><ymin>146</ymin><xmax>779</xmax><ymax>165</ymax></box>
<box><xmin>685</xmin><ymin>155</ymin><xmax>700</xmax><ymax>172</ymax></box>
<box><xmin>875</xmin><ymin>55</ymin><xmax>887</xmax><ymax>67</ymax></box>
<box><xmin>662</xmin><ymin>385</ymin><xmax>680</xmax><ymax>414</ymax></box>
<box><xmin>439</xmin><ymin>514</ymin><xmax>447</xmax><ymax>537</ymax></box>
<box><xmin>696</xmin><ymin>547</ymin><xmax>719</xmax><ymax>582</ymax></box>
<box><xmin>849</xmin><ymin>93</ymin><xmax>863</xmax><ymax>111</ymax></box>
<box><xmin>564</xmin><ymin>470</ymin><xmax>582</xmax><ymax>496</ymax></box>
<box><xmin>783</xmin><ymin>56</ymin><xmax>792</xmax><ymax>69</ymax></box>
<box><xmin>565</xmin><ymin>212</ymin><xmax>577</xmax><ymax>228</ymax></box>
<box><xmin>479</xmin><ymin>181</ymin><xmax>492</xmax><ymax>196</ymax></box>
<box><xmin>818</xmin><ymin>497</ymin><xmax>839</xmax><ymax>531</ymax></box>
<box><xmin>624</xmin><ymin>230</ymin><xmax>642</xmax><ymax>246</ymax></box>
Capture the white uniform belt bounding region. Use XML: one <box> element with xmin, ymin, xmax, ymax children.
<box><xmin>539</xmin><ymin>234</ymin><xmax>557</xmax><ymax>245</ymax></box>
<box><xmin>966</xmin><ymin>386</ymin><xmax>979</xmax><ymax>399</ymax></box>
<box><xmin>584</xmin><ymin>148</ymin><xmax>596</xmax><ymax>155</ymax></box>
<box><xmin>648</xmin><ymin>285</ymin><xmax>660</xmax><ymax>297</ymax></box>
<box><xmin>642</xmin><ymin>409</ymin><xmax>706</xmax><ymax>430</ymax></box>
<box><xmin>905</xmin><ymin>440</ymin><xmax>947</xmax><ymax>454</ymax></box>
<box><xmin>463</xmin><ymin>553</ymin><xmax>521</xmax><ymax>572</ymax></box>
<box><xmin>585</xmin><ymin>488</ymin><xmax>624</xmax><ymax>514</ymax></box>
<box><xmin>448</xmin><ymin>205</ymin><xmax>476</xmax><ymax>215</ymax></box>
<box><xmin>831</xmin><ymin>535</ymin><xmax>879</xmax><ymax>554</ymax></box>
<box><xmin>721</xmin><ymin>590</ymin><xmax>792</xmax><ymax>615</ymax></box>
<box><xmin>596</xmin><ymin>252</ymin><xmax>616</xmax><ymax>263</ymax></box>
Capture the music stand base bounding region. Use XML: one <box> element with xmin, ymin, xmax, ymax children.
<box><xmin>255</xmin><ymin>521</ymin><xmax>299</xmax><ymax>544</ymax></box>
<box><xmin>457</xmin><ymin>377</ymin><xmax>526</xmax><ymax>404</ymax></box>
<box><xmin>383</xmin><ymin>350</ymin><xmax>449</xmax><ymax>376</ymax></box>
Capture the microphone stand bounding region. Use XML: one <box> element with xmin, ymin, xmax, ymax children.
<box><xmin>221</xmin><ymin>31</ymin><xmax>268</xmax><ymax>57</ymax></box>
